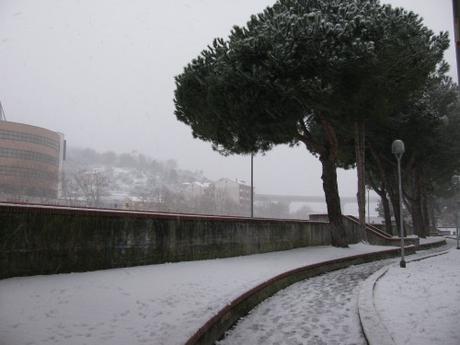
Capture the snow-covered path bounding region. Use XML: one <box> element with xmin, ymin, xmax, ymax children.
<box><xmin>217</xmin><ymin>243</ymin><xmax>453</xmax><ymax>345</ymax></box>
<box><xmin>375</xmin><ymin>245</ymin><xmax>460</xmax><ymax>345</ymax></box>
<box><xmin>217</xmin><ymin>259</ymin><xmax>393</xmax><ymax>345</ymax></box>
<box><xmin>0</xmin><ymin>239</ymin><xmax>448</xmax><ymax>345</ymax></box>
<box><xmin>0</xmin><ymin>243</ymin><xmax>395</xmax><ymax>345</ymax></box>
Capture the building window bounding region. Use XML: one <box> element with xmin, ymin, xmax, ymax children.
<box><xmin>0</xmin><ymin>129</ymin><xmax>59</xmax><ymax>151</ymax></box>
<box><xmin>0</xmin><ymin>147</ymin><xmax>59</xmax><ymax>166</ymax></box>
<box><xmin>0</xmin><ymin>165</ymin><xmax>58</xmax><ymax>181</ymax></box>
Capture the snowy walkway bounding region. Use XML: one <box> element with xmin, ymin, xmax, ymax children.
<box><xmin>217</xmin><ymin>259</ymin><xmax>393</xmax><ymax>345</ymax></box>
<box><xmin>0</xmin><ymin>243</ymin><xmax>395</xmax><ymax>345</ymax></box>
<box><xmin>375</xmin><ymin>244</ymin><xmax>460</xmax><ymax>345</ymax></box>
<box><xmin>216</xmin><ymin>242</ymin><xmax>451</xmax><ymax>345</ymax></box>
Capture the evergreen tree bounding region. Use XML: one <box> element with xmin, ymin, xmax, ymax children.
<box><xmin>366</xmin><ymin>66</ymin><xmax>460</xmax><ymax>237</ymax></box>
<box><xmin>174</xmin><ymin>0</ymin><xmax>447</xmax><ymax>246</ymax></box>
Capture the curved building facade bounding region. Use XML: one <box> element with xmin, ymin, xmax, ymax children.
<box><xmin>0</xmin><ymin>121</ymin><xmax>64</xmax><ymax>198</ymax></box>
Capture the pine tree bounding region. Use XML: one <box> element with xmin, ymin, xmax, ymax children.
<box><xmin>174</xmin><ymin>0</ymin><xmax>448</xmax><ymax>247</ymax></box>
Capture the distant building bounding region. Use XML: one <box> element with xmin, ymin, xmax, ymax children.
<box><xmin>214</xmin><ymin>178</ymin><xmax>252</xmax><ymax>209</ymax></box>
<box><xmin>0</xmin><ymin>121</ymin><xmax>65</xmax><ymax>199</ymax></box>
<box><xmin>438</xmin><ymin>227</ymin><xmax>456</xmax><ymax>236</ymax></box>
<box><xmin>182</xmin><ymin>181</ymin><xmax>211</xmax><ymax>199</ymax></box>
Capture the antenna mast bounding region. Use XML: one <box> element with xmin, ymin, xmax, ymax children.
<box><xmin>0</xmin><ymin>101</ymin><xmax>6</xmax><ymax>121</ymax></box>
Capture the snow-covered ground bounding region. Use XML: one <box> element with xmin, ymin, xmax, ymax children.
<box><xmin>375</xmin><ymin>246</ymin><xmax>460</xmax><ymax>345</ymax></box>
<box><xmin>418</xmin><ymin>236</ymin><xmax>446</xmax><ymax>245</ymax></box>
<box><xmin>0</xmin><ymin>243</ymin><xmax>393</xmax><ymax>345</ymax></box>
<box><xmin>217</xmin><ymin>259</ymin><xmax>394</xmax><ymax>345</ymax></box>
<box><xmin>216</xmin><ymin>243</ymin><xmax>454</xmax><ymax>345</ymax></box>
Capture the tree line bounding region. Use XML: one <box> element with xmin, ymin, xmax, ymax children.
<box><xmin>174</xmin><ymin>0</ymin><xmax>460</xmax><ymax>246</ymax></box>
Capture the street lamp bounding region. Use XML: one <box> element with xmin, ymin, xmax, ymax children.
<box><xmin>392</xmin><ymin>139</ymin><xmax>406</xmax><ymax>268</ymax></box>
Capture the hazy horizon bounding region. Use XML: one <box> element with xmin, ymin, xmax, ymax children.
<box><xmin>0</xmin><ymin>0</ymin><xmax>456</xmax><ymax>199</ymax></box>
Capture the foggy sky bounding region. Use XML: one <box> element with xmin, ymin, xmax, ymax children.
<box><xmin>0</xmin><ymin>0</ymin><xmax>456</xmax><ymax>199</ymax></box>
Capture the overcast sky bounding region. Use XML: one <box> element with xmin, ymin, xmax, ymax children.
<box><xmin>0</xmin><ymin>0</ymin><xmax>456</xmax><ymax>200</ymax></box>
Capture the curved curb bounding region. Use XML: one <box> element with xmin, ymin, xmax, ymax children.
<box><xmin>358</xmin><ymin>249</ymin><xmax>450</xmax><ymax>345</ymax></box>
<box><xmin>185</xmin><ymin>246</ymin><xmax>416</xmax><ymax>345</ymax></box>
<box><xmin>407</xmin><ymin>250</ymin><xmax>449</xmax><ymax>263</ymax></box>
<box><xmin>417</xmin><ymin>239</ymin><xmax>446</xmax><ymax>251</ymax></box>
<box><xmin>358</xmin><ymin>267</ymin><xmax>397</xmax><ymax>345</ymax></box>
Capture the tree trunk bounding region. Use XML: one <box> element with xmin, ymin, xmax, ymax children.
<box><xmin>354</xmin><ymin>121</ymin><xmax>367</xmax><ymax>241</ymax></box>
<box><xmin>367</xmin><ymin>144</ymin><xmax>393</xmax><ymax>235</ymax></box>
<box><xmin>298</xmin><ymin>114</ymin><xmax>348</xmax><ymax>247</ymax></box>
<box><xmin>369</xmin><ymin>179</ymin><xmax>393</xmax><ymax>235</ymax></box>
<box><xmin>418</xmin><ymin>177</ymin><xmax>434</xmax><ymax>238</ymax></box>
<box><xmin>320</xmin><ymin>155</ymin><xmax>348</xmax><ymax>247</ymax></box>
<box><xmin>410</xmin><ymin>199</ymin><xmax>425</xmax><ymax>237</ymax></box>
<box><xmin>379</xmin><ymin>191</ymin><xmax>393</xmax><ymax>235</ymax></box>
<box><xmin>422</xmin><ymin>194</ymin><xmax>431</xmax><ymax>236</ymax></box>
<box><xmin>411</xmin><ymin>171</ymin><xmax>427</xmax><ymax>238</ymax></box>
<box><xmin>388</xmin><ymin>184</ymin><xmax>403</xmax><ymax>236</ymax></box>
<box><xmin>428</xmin><ymin>196</ymin><xmax>437</xmax><ymax>233</ymax></box>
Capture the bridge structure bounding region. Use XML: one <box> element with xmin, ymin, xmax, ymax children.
<box><xmin>255</xmin><ymin>193</ymin><xmax>379</xmax><ymax>212</ymax></box>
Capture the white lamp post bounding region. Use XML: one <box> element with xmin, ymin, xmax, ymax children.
<box><xmin>392</xmin><ymin>139</ymin><xmax>406</xmax><ymax>268</ymax></box>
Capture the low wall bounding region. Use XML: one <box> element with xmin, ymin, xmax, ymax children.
<box><xmin>372</xmin><ymin>223</ymin><xmax>415</xmax><ymax>236</ymax></box>
<box><xmin>309</xmin><ymin>214</ymin><xmax>363</xmax><ymax>243</ymax></box>
<box><xmin>418</xmin><ymin>239</ymin><xmax>447</xmax><ymax>250</ymax></box>
<box><xmin>1</xmin><ymin>203</ymin><xmax>337</xmax><ymax>279</ymax></box>
<box><xmin>309</xmin><ymin>214</ymin><xmax>420</xmax><ymax>247</ymax></box>
<box><xmin>185</xmin><ymin>246</ymin><xmax>418</xmax><ymax>345</ymax></box>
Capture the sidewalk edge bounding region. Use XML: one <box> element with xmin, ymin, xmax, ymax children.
<box><xmin>358</xmin><ymin>267</ymin><xmax>396</xmax><ymax>345</ymax></box>
<box><xmin>185</xmin><ymin>247</ymin><xmax>414</xmax><ymax>345</ymax></box>
<box><xmin>358</xmin><ymin>248</ymin><xmax>449</xmax><ymax>345</ymax></box>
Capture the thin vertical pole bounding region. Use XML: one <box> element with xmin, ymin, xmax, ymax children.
<box><xmin>453</xmin><ymin>0</ymin><xmax>460</xmax><ymax>83</ymax></box>
<box><xmin>367</xmin><ymin>187</ymin><xmax>370</xmax><ymax>224</ymax></box>
<box><xmin>452</xmin><ymin>1</ymin><xmax>460</xmax><ymax>247</ymax></box>
<box><xmin>251</xmin><ymin>153</ymin><xmax>254</xmax><ymax>218</ymax></box>
<box><xmin>451</xmin><ymin>0</ymin><xmax>460</xmax><ymax>244</ymax></box>
<box><xmin>398</xmin><ymin>157</ymin><xmax>406</xmax><ymax>268</ymax></box>
<box><xmin>456</xmin><ymin>205</ymin><xmax>459</xmax><ymax>249</ymax></box>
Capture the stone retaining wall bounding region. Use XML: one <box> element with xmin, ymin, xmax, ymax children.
<box><xmin>0</xmin><ymin>203</ymin><xmax>337</xmax><ymax>279</ymax></box>
<box><xmin>2</xmin><ymin>203</ymin><xmax>432</xmax><ymax>280</ymax></box>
